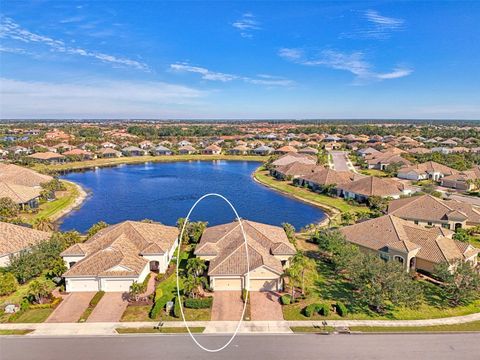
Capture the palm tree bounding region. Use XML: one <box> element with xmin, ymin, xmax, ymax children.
<box><xmin>129</xmin><ymin>281</ymin><xmax>143</xmax><ymax>301</ymax></box>
<box><xmin>183</xmin><ymin>274</ymin><xmax>206</xmax><ymax>298</ymax></box>
<box><xmin>33</xmin><ymin>217</ymin><xmax>55</xmax><ymax>232</ymax></box>
<box><xmin>186</xmin><ymin>258</ymin><xmax>207</xmax><ymax>278</ymax></box>
<box><xmin>291</xmin><ymin>252</ymin><xmax>309</xmax><ymax>296</ymax></box>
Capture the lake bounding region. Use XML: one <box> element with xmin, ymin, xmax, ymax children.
<box><xmin>59</xmin><ymin>161</ymin><xmax>326</xmax><ymax>232</ymax></box>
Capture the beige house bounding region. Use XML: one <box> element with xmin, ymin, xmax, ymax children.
<box><xmin>388</xmin><ymin>194</ymin><xmax>480</xmax><ymax>230</ymax></box>
<box><xmin>271</xmin><ymin>153</ymin><xmax>316</xmax><ymax>167</ymax></box>
<box><xmin>397</xmin><ymin>161</ymin><xmax>457</xmax><ymax>181</ymax></box>
<box><xmin>341</xmin><ymin>215</ymin><xmax>479</xmax><ymax>273</ymax></box>
<box><xmin>202</xmin><ymin>144</ymin><xmax>222</xmax><ymax>155</ymax></box>
<box><xmin>294</xmin><ymin>168</ymin><xmax>356</xmax><ymax>192</ymax></box>
<box><xmin>0</xmin><ymin>163</ymin><xmax>53</xmax><ymax>187</ymax></box>
<box><xmin>0</xmin><ymin>181</ymin><xmax>42</xmax><ymax>209</ymax></box>
<box><xmin>440</xmin><ymin>166</ymin><xmax>480</xmax><ymax>191</ymax></box>
<box><xmin>194</xmin><ymin>220</ymin><xmax>296</xmax><ymax>291</ymax></box>
<box><xmin>27</xmin><ymin>152</ymin><xmax>66</xmax><ymax>164</ymax></box>
<box><xmin>0</xmin><ymin>222</ymin><xmax>51</xmax><ymax>267</ymax></box>
<box><xmin>338</xmin><ymin>176</ymin><xmax>412</xmax><ymax>202</ymax></box>
<box><xmin>62</xmin><ymin>221</ymin><xmax>179</xmax><ymax>292</ymax></box>
<box><xmin>270</xmin><ymin>162</ymin><xmax>321</xmax><ymax>180</ymax></box>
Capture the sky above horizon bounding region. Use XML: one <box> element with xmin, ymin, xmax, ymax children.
<box><xmin>1</xmin><ymin>1</ymin><xmax>479</xmax><ymax>120</ymax></box>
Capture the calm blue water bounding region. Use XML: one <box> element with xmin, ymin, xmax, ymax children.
<box><xmin>59</xmin><ymin>161</ymin><xmax>325</xmax><ymax>233</ymax></box>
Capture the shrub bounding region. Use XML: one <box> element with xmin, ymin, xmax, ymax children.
<box><xmin>173</xmin><ymin>297</ymin><xmax>181</xmax><ymax>318</ymax></box>
<box><xmin>241</xmin><ymin>289</ymin><xmax>249</xmax><ymax>303</ymax></box>
<box><xmin>335</xmin><ymin>302</ymin><xmax>348</xmax><ymax>317</ymax></box>
<box><xmin>184</xmin><ymin>297</ymin><xmax>213</xmax><ymax>309</ymax></box>
<box><xmin>303</xmin><ymin>303</ymin><xmax>321</xmax><ymax>317</ymax></box>
<box><xmin>318</xmin><ymin>303</ymin><xmax>330</xmax><ymax>316</ymax></box>
<box><xmin>0</xmin><ymin>273</ymin><xmax>18</xmax><ymax>296</ymax></box>
<box><xmin>280</xmin><ymin>294</ymin><xmax>292</xmax><ymax>305</ymax></box>
<box><xmin>149</xmin><ymin>300</ymin><xmax>163</xmax><ymax>319</ymax></box>
<box><xmin>90</xmin><ymin>291</ymin><xmax>105</xmax><ymax>307</ymax></box>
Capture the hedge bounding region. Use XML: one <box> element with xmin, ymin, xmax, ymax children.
<box><xmin>89</xmin><ymin>291</ymin><xmax>105</xmax><ymax>307</ymax></box>
<box><xmin>303</xmin><ymin>303</ymin><xmax>321</xmax><ymax>317</ymax></box>
<box><xmin>318</xmin><ymin>303</ymin><xmax>330</xmax><ymax>316</ymax></box>
<box><xmin>280</xmin><ymin>294</ymin><xmax>292</xmax><ymax>305</ymax></box>
<box><xmin>241</xmin><ymin>289</ymin><xmax>249</xmax><ymax>303</ymax></box>
<box><xmin>173</xmin><ymin>297</ymin><xmax>181</xmax><ymax>318</ymax></box>
<box><xmin>335</xmin><ymin>302</ymin><xmax>348</xmax><ymax>317</ymax></box>
<box><xmin>184</xmin><ymin>297</ymin><xmax>213</xmax><ymax>309</ymax></box>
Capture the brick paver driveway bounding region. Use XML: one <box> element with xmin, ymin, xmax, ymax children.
<box><xmin>46</xmin><ymin>292</ymin><xmax>95</xmax><ymax>323</ymax></box>
<box><xmin>250</xmin><ymin>292</ymin><xmax>284</xmax><ymax>320</ymax></box>
<box><xmin>86</xmin><ymin>292</ymin><xmax>128</xmax><ymax>322</ymax></box>
<box><xmin>211</xmin><ymin>291</ymin><xmax>244</xmax><ymax>321</ymax></box>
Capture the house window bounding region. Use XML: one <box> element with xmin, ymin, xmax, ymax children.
<box><xmin>442</xmin><ymin>223</ymin><xmax>451</xmax><ymax>229</ymax></box>
<box><xmin>69</xmin><ymin>262</ymin><xmax>76</xmax><ymax>268</ymax></box>
<box><xmin>379</xmin><ymin>253</ymin><xmax>389</xmax><ymax>261</ymax></box>
<box><xmin>414</xmin><ymin>221</ymin><xmax>419</xmax><ymax>225</ymax></box>
<box><xmin>393</xmin><ymin>255</ymin><xmax>404</xmax><ymax>264</ymax></box>
<box><xmin>427</xmin><ymin>222</ymin><xmax>433</xmax><ymax>226</ymax></box>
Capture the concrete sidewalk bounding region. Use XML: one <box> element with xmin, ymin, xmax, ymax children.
<box><xmin>2</xmin><ymin>310</ymin><xmax>480</xmax><ymax>336</ymax></box>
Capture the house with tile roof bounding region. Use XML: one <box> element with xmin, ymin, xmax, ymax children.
<box><xmin>340</xmin><ymin>215</ymin><xmax>479</xmax><ymax>273</ymax></box>
<box><xmin>270</xmin><ymin>162</ymin><xmax>322</xmax><ymax>180</ymax></box>
<box><xmin>271</xmin><ymin>153</ymin><xmax>316</xmax><ymax>167</ymax></box>
<box><xmin>440</xmin><ymin>166</ymin><xmax>480</xmax><ymax>191</ymax></box>
<box><xmin>27</xmin><ymin>151</ymin><xmax>66</xmax><ymax>164</ymax></box>
<box><xmin>337</xmin><ymin>176</ymin><xmax>412</xmax><ymax>202</ymax></box>
<box><xmin>0</xmin><ymin>164</ymin><xmax>53</xmax><ymax>188</ymax></box>
<box><xmin>388</xmin><ymin>194</ymin><xmax>480</xmax><ymax>230</ymax></box>
<box><xmin>397</xmin><ymin>161</ymin><xmax>458</xmax><ymax>181</ymax></box>
<box><xmin>294</xmin><ymin>168</ymin><xmax>357</xmax><ymax>192</ymax></box>
<box><xmin>194</xmin><ymin>220</ymin><xmax>296</xmax><ymax>291</ymax></box>
<box><xmin>202</xmin><ymin>144</ymin><xmax>222</xmax><ymax>155</ymax></box>
<box><xmin>61</xmin><ymin>221</ymin><xmax>179</xmax><ymax>292</ymax></box>
<box><xmin>0</xmin><ymin>181</ymin><xmax>42</xmax><ymax>209</ymax></box>
<box><xmin>0</xmin><ymin>222</ymin><xmax>51</xmax><ymax>267</ymax></box>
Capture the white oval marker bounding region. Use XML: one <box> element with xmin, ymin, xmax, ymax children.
<box><xmin>175</xmin><ymin>193</ymin><xmax>250</xmax><ymax>353</ymax></box>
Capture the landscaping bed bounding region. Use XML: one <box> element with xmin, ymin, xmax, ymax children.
<box><xmin>0</xmin><ymin>329</ymin><xmax>34</xmax><ymax>335</ymax></box>
<box><xmin>78</xmin><ymin>291</ymin><xmax>105</xmax><ymax>322</ymax></box>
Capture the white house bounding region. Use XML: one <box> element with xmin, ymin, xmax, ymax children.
<box><xmin>61</xmin><ymin>221</ymin><xmax>179</xmax><ymax>292</ymax></box>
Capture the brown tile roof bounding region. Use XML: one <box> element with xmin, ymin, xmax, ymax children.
<box><xmin>274</xmin><ymin>163</ymin><xmax>322</xmax><ymax>178</ymax></box>
<box><xmin>365</xmin><ymin>153</ymin><xmax>411</xmax><ymax>167</ymax></box>
<box><xmin>0</xmin><ymin>181</ymin><xmax>41</xmax><ymax>204</ymax></box>
<box><xmin>0</xmin><ymin>222</ymin><xmax>51</xmax><ymax>256</ymax></box>
<box><xmin>299</xmin><ymin>168</ymin><xmax>354</xmax><ymax>187</ymax></box>
<box><xmin>388</xmin><ymin>194</ymin><xmax>480</xmax><ymax>225</ymax></box>
<box><xmin>62</xmin><ymin>221</ymin><xmax>178</xmax><ymax>277</ymax></box>
<box><xmin>276</xmin><ymin>145</ymin><xmax>298</xmax><ymax>153</ymax></box>
<box><xmin>271</xmin><ymin>153</ymin><xmax>316</xmax><ymax>167</ymax></box>
<box><xmin>28</xmin><ymin>152</ymin><xmax>65</xmax><ymax>160</ymax></box>
<box><xmin>195</xmin><ymin>220</ymin><xmax>295</xmax><ymax>276</ymax></box>
<box><xmin>398</xmin><ymin>161</ymin><xmax>458</xmax><ymax>176</ymax></box>
<box><xmin>340</xmin><ymin>215</ymin><xmax>479</xmax><ymax>264</ymax></box>
<box><xmin>339</xmin><ymin>176</ymin><xmax>407</xmax><ymax>197</ymax></box>
<box><xmin>0</xmin><ymin>164</ymin><xmax>53</xmax><ymax>187</ymax></box>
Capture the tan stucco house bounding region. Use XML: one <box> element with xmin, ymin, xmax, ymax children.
<box><xmin>194</xmin><ymin>220</ymin><xmax>296</xmax><ymax>291</ymax></box>
<box><xmin>61</xmin><ymin>221</ymin><xmax>178</xmax><ymax>292</ymax></box>
<box><xmin>341</xmin><ymin>215</ymin><xmax>479</xmax><ymax>273</ymax></box>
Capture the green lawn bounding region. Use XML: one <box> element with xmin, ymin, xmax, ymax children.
<box><xmin>350</xmin><ymin>321</ymin><xmax>480</xmax><ymax>332</ymax></box>
<box><xmin>34</xmin><ymin>154</ymin><xmax>266</xmax><ymax>173</ymax></box>
<box><xmin>282</xmin><ymin>255</ymin><xmax>480</xmax><ymax>321</ymax></box>
<box><xmin>0</xmin><ymin>329</ymin><xmax>34</xmax><ymax>335</ymax></box>
<box><xmin>359</xmin><ymin>169</ymin><xmax>389</xmax><ymax>177</ymax></box>
<box><xmin>21</xmin><ymin>180</ymin><xmax>80</xmax><ymax>224</ymax></box>
<box><xmin>8</xmin><ymin>308</ymin><xmax>54</xmax><ymax>323</ymax></box>
<box><xmin>290</xmin><ymin>326</ymin><xmax>335</xmax><ymax>333</ymax></box>
<box><xmin>254</xmin><ymin>170</ymin><xmax>368</xmax><ymax>214</ymax></box>
<box><xmin>116</xmin><ymin>327</ymin><xmax>205</xmax><ymax>334</ymax></box>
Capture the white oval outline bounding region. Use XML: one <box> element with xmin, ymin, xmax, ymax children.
<box><xmin>175</xmin><ymin>193</ymin><xmax>250</xmax><ymax>353</ymax></box>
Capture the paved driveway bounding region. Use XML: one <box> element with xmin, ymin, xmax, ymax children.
<box><xmin>211</xmin><ymin>291</ymin><xmax>243</xmax><ymax>321</ymax></box>
<box><xmin>250</xmin><ymin>292</ymin><xmax>284</xmax><ymax>320</ymax></box>
<box><xmin>86</xmin><ymin>292</ymin><xmax>128</xmax><ymax>322</ymax></box>
<box><xmin>46</xmin><ymin>292</ymin><xmax>95</xmax><ymax>323</ymax></box>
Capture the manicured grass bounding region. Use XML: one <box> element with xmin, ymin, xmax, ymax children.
<box><xmin>34</xmin><ymin>154</ymin><xmax>266</xmax><ymax>173</ymax></box>
<box><xmin>350</xmin><ymin>321</ymin><xmax>480</xmax><ymax>333</ymax></box>
<box><xmin>254</xmin><ymin>170</ymin><xmax>368</xmax><ymax>214</ymax></box>
<box><xmin>116</xmin><ymin>327</ymin><xmax>205</xmax><ymax>334</ymax></box>
<box><xmin>290</xmin><ymin>326</ymin><xmax>335</xmax><ymax>333</ymax></box>
<box><xmin>22</xmin><ymin>180</ymin><xmax>80</xmax><ymax>224</ymax></box>
<box><xmin>282</xmin><ymin>255</ymin><xmax>480</xmax><ymax>321</ymax></box>
<box><xmin>8</xmin><ymin>308</ymin><xmax>54</xmax><ymax>323</ymax></box>
<box><xmin>121</xmin><ymin>305</ymin><xmax>155</xmax><ymax>322</ymax></box>
<box><xmin>359</xmin><ymin>169</ymin><xmax>389</xmax><ymax>177</ymax></box>
<box><xmin>78</xmin><ymin>291</ymin><xmax>105</xmax><ymax>322</ymax></box>
<box><xmin>0</xmin><ymin>329</ymin><xmax>33</xmax><ymax>335</ymax></box>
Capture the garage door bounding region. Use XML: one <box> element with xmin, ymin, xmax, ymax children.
<box><xmin>214</xmin><ymin>278</ymin><xmax>242</xmax><ymax>291</ymax></box>
<box><xmin>67</xmin><ymin>279</ymin><xmax>99</xmax><ymax>292</ymax></box>
<box><xmin>102</xmin><ymin>279</ymin><xmax>133</xmax><ymax>292</ymax></box>
<box><xmin>249</xmin><ymin>279</ymin><xmax>278</xmax><ymax>291</ymax></box>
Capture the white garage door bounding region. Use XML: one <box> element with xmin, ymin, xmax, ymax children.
<box><xmin>67</xmin><ymin>279</ymin><xmax>99</xmax><ymax>292</ymax></box>
<box><xmin>249</xmin><ymin>279</ymin><xmax>278</xmax><ymax>291</ymax></box>
<box><xmin>214</xmin><ymin>278</ymin><xmax>242</xmax><ymax>291</ymax></box>
<box><xmin>102</xmin><ymin>279</ymin><xmax>133</xmax><ymax>292</ymax></box>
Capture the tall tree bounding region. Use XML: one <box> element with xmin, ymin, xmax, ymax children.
<box><xmin>435</xmin><ymin>260</ymin><xmax>480</xmax><ymax>307</ymax></box>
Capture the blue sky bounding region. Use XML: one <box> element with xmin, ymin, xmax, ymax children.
<box><xmin>1</xmin><ymin>1</ymin><xmax>479</xmax><ymax>119</ymax></box>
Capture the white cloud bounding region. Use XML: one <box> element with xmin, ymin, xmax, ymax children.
<box><xmin>0</xmin><ymin>78</ymin><xmax>206</xmax><ymax>118</ymax></box>
<box><xmin>340</xmin><ymin>10</ymin><xmax>405</xmax><ymax>40</ymax></box>
<box><xmin>170</xmin><ymin>63</ymin><xmax>293</xmax><ymax>87</ymax></box>
<box><xmin>0</xmin><ymin>17</ymin><xmax>149</xmax><ymax>71</ymax></box>
<box><xmin>232</xmin><ymin>13</ymin><xmax>261</xmax><ymax>38</ymax></box>
<box><xmin>170</xmin><ymin>64</ymin><xmax>238</xmax><ymax>82</ymax></box>
<box><xmin>279</xmin><ymin>48</ymin><xmax>412</xmax><ymax>83</ymax></box>
<box><xmin>365</xmin><ymin>10</ymin><xmax>403</xmax><ymax>28</ymax></box>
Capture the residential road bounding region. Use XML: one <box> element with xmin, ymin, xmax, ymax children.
<box><xmin>1</xmin><ymin>333</ymin><xmax>479</xmax><ymax>360</ymax></box>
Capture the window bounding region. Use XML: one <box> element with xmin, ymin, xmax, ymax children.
<box><xmin>442</xmin><ymin>223</ymin><xmax>451</xmax><ymax>229</ymax></box>
<box><xmin>379</xmin><ymin>253</ymin><xmax>389</xmax><ymax>261</ymax></box>
<box><xmin>427</xmin><ymin>222</ymin><xmax>433</xmax><ymax>226</ymax></box>
<box><xmin>393</xmin><ymin>255</ymin><xmax>404</xmax><ymax>264</ymax></box>
<box><xmin>414</xmin><ymin>221</ymin><xmax>419</xmax><ymax>225</ymax></box>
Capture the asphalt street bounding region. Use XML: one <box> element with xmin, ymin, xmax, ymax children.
<box><xmin>1</xmin><ymin>333</ymin><xmax>479</xmax><ymax>360</ymax></box>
